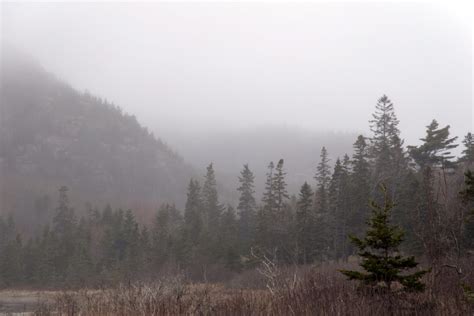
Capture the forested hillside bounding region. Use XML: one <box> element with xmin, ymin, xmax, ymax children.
<box><xmin>1</xmin><ymin>93</ymin><xmax>472</xmax><ymax>288</ymax></box>
<box><xmin>0</xmin><ymin>53</ymin><xmax>194</xmax><ymax>229</ymax></box>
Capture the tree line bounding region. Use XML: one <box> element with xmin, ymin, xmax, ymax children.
<box><xmin>1</xmin><ymin>95</ymin><xmax>473</xmax><ymax>288</ymax></box>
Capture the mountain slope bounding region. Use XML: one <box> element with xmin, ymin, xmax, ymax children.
<box><xmin>0</xmin><ymin>52</ymin><xmax>194</xmax><ymax>225</ymax></box>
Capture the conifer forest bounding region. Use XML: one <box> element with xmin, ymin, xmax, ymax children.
<box><xmin>1</xmin><ymin>2</ymin><xmax>473</xmax><ymax>315</ymax></box>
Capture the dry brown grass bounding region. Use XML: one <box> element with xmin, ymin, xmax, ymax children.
<box><xmin>33</xmin><ymin>262</ymin><xmax>474</xmax><ymax>316</ymax></box>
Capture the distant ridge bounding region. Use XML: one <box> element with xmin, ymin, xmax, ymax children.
<box><xmin>0</xmin><ymin>51</ymin><xmax>194</xmax><ymax>226</ymax></box>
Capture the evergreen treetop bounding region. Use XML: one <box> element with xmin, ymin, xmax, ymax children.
<box><xmin>409</xmin><ymin>119</ymin><xmax>458</xmax><ymax>169</ymax></box>
<box><xmin>202</xmin><ymin>163</ymin><xmax>223</xmax><ymax>231</ymax></box>
<box><xmin>237</xmin><ymin>164</ymin><xmax>256</xmax><ymax>216</ymax></box>
<box><xmin>53</xmin><ymin>186</ymin><xmax>76</xmax><ymax>238</ymax></box>
<box><xmin>369</xmin><ymin>95</ymin><xmax>400</xmax><ymax>146</ymax></box>
<box><xmin>315</xmin><ymin>147</ymin><xmax>331</xmax><ymax>190</ymax></box>
<box><xmin>273</xmin><ymin>159</ymin><xmax>289</xmax><ymax>213</ymax></box>
<box><xmin>460</xmin><ymin>132</ymin><xmax>474</xmax><ymax>164</ymax></box>
<box><xmin>262</xmin><ymin>161</ymin><xmax>275</xmax><ymax>212</ymax></box>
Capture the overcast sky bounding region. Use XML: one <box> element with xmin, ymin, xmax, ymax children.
<box><xmin>2</xmin><ymin>2</ymin><xmax>472</xmax><ymax>146</ymax></box>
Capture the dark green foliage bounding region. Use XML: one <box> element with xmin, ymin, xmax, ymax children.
<box><xmin>340</xmin><ymin>186</ymin><xmax>429</xmax><ymax>292</ymax></box>
<box><xmin>67</xmin><ymin>218</ymin><xmax>93</xmax><ymax>285</ymax></box>
<box><xmin>367</xmin><ymin>97</ymin><xmax>411</xmax><ymax>236</ymax></box>
<box><xmin>273</xmin><ymin>159</ymin><xmax>290</xmax><ymax>213</ymax></box>
<box><xmin>313</xmin><ymin>147</ymin><xmax>331</xmax><ymax>259</ymax></box>
<box><xmin>407</xmin><ymin>120</ymin><xmax>459</xmax><ymax>258</ymax></box>
<box><xmin>0</xmin><ymin>216</ymin><xmax>23</xmax><ymax>286</ymax></box>
<box><xmin>52</xmin><ymin>186</ymin><xmax>77</xmax><ymax>279</ymax></box>
<box><xmin>395</xmin><ymin>171</ymin><xmax>422</xmax><ymax>254</ymax></box>
<box><xmin>409</xmin><ymin>119</ymin><xmax>458</xmax><ymax>169</ymax></box>
<box><xmin>256</xmin><ymin>162</ymin><xmax>276</xmax><ymax>254</ymax></box>
<box><xmin>151</xmin><ymin>203</ymin><xmax>183</xmax><ymax>267</ymax></box>
<box><xmin>219</xmin><ymin>205</ymin><xmax>241</xmax><ymax>270</ymax></box>
<box><xmin>202</xmin><ymin>163</ymin><xmax>224</xmax><ymax>233</ymax></box>
<box><xmin>261</xmin><ymin>161</ymin><xmax>275</xmax><ymax>213</ymax></box>
<box><xmin>256</xmin><ymin>159</ymin><xmax>292</xmax><ymax>261</ymax></box>
<box><xmin>369</xmin><ymin>95</ymin><xmax>402</xmax><ymax>189</ymax></box>
<box><xmin>295</xmin><ymin>182</ymin><xmax>315</xmax><ymax>264</ymax></box>
<box><xmin>461</xmin><ymin>170</ymin><xmax>474</xmax><ymax>204</ymax></box>
<box><xmin>350</xmin><ymin>135</ymin><xmax>371</xmax><ymax>238</ymax></box>
<box><xmin>237</xmin><ymin>164</ymin><xmax>257</xmax><ymax>253</ymax></box>
<box><xmin>201</xmin><ymin>163</ymin><xmax>225</xmax><ymax>262</ymax></box>
<box><xmin>314</xmin><ymin>147</ymin><xmax>331</xmax><ymax>218</ymax></box>
<box><xmin>329</xmin><ymin>157</ymin><xmax>352</xmax><ymax>260</ymax></box>
<box><xmin>315</xmin><ymin>147</ymin><xmax>331</xmax><ymax>194</ymax></box>
<box><xmin>460</xmin><ymin>133</ymin><xmax>474</xmax><ymax>164</ymax></box>
<box><xmin>183</xmin><ymin>179</ymin><xmax>203</xmax><ymax>247</ymax></box>
<box><xmin>461</xmin><ymin>170</ymin><xmax>474</xmax><ymax>249</ymax></box>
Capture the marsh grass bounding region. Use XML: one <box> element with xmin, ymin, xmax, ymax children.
<box><xmin>34</xmin><ymin>262</ymin><xmax>474</xmax><ymax>315</ymax></box>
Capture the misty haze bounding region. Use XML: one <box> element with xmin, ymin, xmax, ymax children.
<box><xmin>0</xmin><ymin>2</ymin><xmax>473</xmax><ymax>315</ymax></box>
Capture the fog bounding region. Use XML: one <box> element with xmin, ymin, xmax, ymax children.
<box><xmin>2</xmin><ymin>2</ymin><xmax>472</xmax><ymax>148</ymax></box>
<box><xmin>3</xmin><ymin>3</ymin><xmax>474</xmax><ymax>303</ymax></box>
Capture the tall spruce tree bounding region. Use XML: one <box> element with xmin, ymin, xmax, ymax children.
<box><xmin>314</xmin><ymin>146</ymin><xmax>331</xmax><ymax>217</ymax></box>
<box><xmin>368</xmin><ymin>95</ymin><xmax>411</xmax><ymax>243</ymax></box>
<box><xmin>273</xmin><ymin>159</ymin><xmax>290</xmax><ymax>213</ymax></box>
<box><xmin>36</xmin><ymin>225</ymin><xmax>57</xmax><ymax>284</ymax></box>
<box><xmin>389</xmin><ymin>133</ymin><xmax>409</xmax><ymax>196</ymax></box>
<box><xmin>53</xmin><ymin>186</ymin><xmax>76</xmax><ymax>239</ymax></box>
<box><xmin>256</xmin><ymin>161</ymin><xmax>280</xmax><ymax>257</ymax></box>
<box><xmin>329</xmin><ymin>158</ymin><xmax>343</xmax><ymax>259</ymax></box>
<box><xmin>336</xmin><ymin>154</ymin><xmax>353</xmax><ymax>260</ymax></box>
<box><xmin>395</xmin><ymin>170</ymin><xmax>422</xmax><ymax>254</ymax></box>
<box><xmin>461</xmin><ymin>170</ymin><xmax>474</xmax><ymax>249</ymax></box>
<box><xmin>139</xmin><ymin>226</ymin><xmax>152</xmax><ymax>275</ymax></box>
<box><xmin>262</xmin><ymin>161</ymin><xmax>275</xmax><ymax>212</ymax></box>
<box><xmin>368</xmin><ymin>95</ymin><xmax>408</xmax><ymax>201</ymax></box>
<box><xmin>152</xmin><ymin>203</ymin><xmax>182</xmax><ymax>267</ymax></box>
<box><xmin>202</xmin><ymin>163</ymin><xmax>224</xmax><ymax>233</ymax></box>
<box><xmin>272</xmin><ymin>159</ymin><xmax>293</xmax><ymax>261</ymax></box>
<box><xmin>237</xmin><ymin>164</ymin><xmax>257</xmax><ymax>253</ymax></box>
<box><xmin>22</xmin><ymin>238</ymin><xmax>39</xmax><ymax>285</ymax></box>
<box><xmin>315</xmin><ymin>147</ymin><xmax>331</xmax><ymax>195</ymax></box>
<box><xmin>350</xmin><ymin>135</ymin><xmax>371</xmax><ymax>237</ymax></box>
<box><xmin>329</xmin><ymin>156</ymin><xmax>352</xmax><ymax>260</ymax></box>
<box><xmin>201</xmin><ymin>164</ymin><xmax>225</xmax><ymax>263</ymax></box>
<box><xmin>0</xmin><ymin>216</ymin><xmax>23</xmax><ymax>286</ymax></box>
<box><xmin>340</xmin><ymin>185</ymin><xmax>428</xmax><ymax>292</ymax></box>
<box><xmin>408</xmin><ymin>120</ymin><xmax>458</xmax><ymax>259</ymax></box>
<box><xmin>460</xmin><ymin>132</ymin><xmax>474</xmax><ymax>165</ymax></box>
<box><xmin>67</xmin><ymin>217</ymin><xmax>93</xmax><ymax>285</ymax></box>
<box><xmin>313</xmin><ymin>147</ymin><xmax>331</xmax><ymax>259</ymax></box>
<box><xmin>183</xmin><ymin>179</ymin><xmax>203</xmax><ymax>247</ymax></box>
<box><xmin>122</xmin><ymin>209</ymin><xmax>141</xmax><ymax>279</ymax></box>
<box><xmin>369</xmin><ymin>95</ymin><xmax>400</xmax><ymax>185</ymax></box>
<box><xmin>52</xmin><ymin>186</ymin><xmax>77</xmax><ymax>281</ymax></box>
<box><xmin>409</xmin><ymin>119</ymin><xmax>458</xmax><ymax>169</ymax></box>
<box><xmin>219</xmin><ymin>205</ymin><xmax>241</xmax><ymax>270</ymax></box>
<box><xmin>296</xmin><ymin>182</ymin><xmax>315</xmax><ymax>264</ymax></box>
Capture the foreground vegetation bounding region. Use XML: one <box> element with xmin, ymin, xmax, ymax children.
<box><xmin>28</xmin><ymin>260</ymin><xmax>472</xmax><ymax>315</ymax></box>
